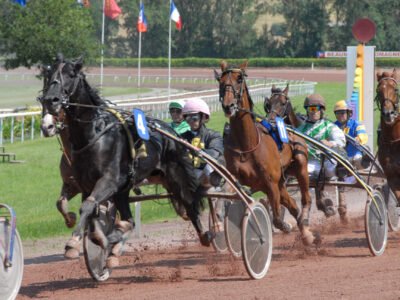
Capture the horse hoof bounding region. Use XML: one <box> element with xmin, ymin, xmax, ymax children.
<box><xmin>301</xmin><ymin>231</ymin><xmax>315</xmax><ymax>246</ymax></box>
<box><xmin>65</xmin><ymin>212</ymin><xmax>77</xmax><ymax>228</ymax></box>
<box><xmin>324</xmin><ymin>206</ymin><xmax>336</xmax><ymax>218</ymax></box>
<box><xmin>281</xmin><ymin>222</ymin><xmax>292</xmax><ymax>234</ymax></box>
<box><xmin>312</xmin><ymin>232</ymin><xmax>322</xmax><ymax>247</ymax></box>
<box><xmin>64</xmin><ymin>247</ymin><xmax>80</xmax><ymax>259</ymax></box>
<box><xmin>199</xmin><ymin>231</ymin><xmax>214</xmax><ymax>247</ymax></box>
<box><xmin>106</xmin><ymin>255</ymin><xmax>119</xmax><ymax>269</ymax></box>
<box><xmin>89</xmin><ymin>220</ymin><xmax>108</xmax><ymax>249</ymax></box>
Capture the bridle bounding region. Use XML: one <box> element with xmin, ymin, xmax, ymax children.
<box><xmin>374</xmin><ymin>76</ymin><xmax>399</xmax><ymax>123</ymax></box>
<box><xmin>47</xmin><ymin>62</ymin><xmax>84</xmax><ymax>109</ymax></box>
<box><xmin>218</xmin><ymin>68</ymin><xmax>247</xmax><ymax>114</ymax></box>
<box><xmin>266</xmin><ymin>92</ymin><xmax>291</xmax><ymax>121</ymax></box>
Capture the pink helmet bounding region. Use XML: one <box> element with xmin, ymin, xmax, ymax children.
<box><xmin>182</xmin><ymin>98</ymin><xmax>210</xmax><ymax>117</ymax></box>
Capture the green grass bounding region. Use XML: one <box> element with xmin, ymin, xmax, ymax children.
<box><xmin>0</xmin><ymin>78</ymin><xmax>151</xmax><ymax>108</ymax></box>
<box><xmin>2</xmin><ymin>81</ymin><xmax>379</xmax><ymax>241</ymax></box>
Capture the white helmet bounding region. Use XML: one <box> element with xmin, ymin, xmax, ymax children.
<box><xmin>182</xmin><ymin>98</ymin><xmax>210</xmax><ymax>117</ymax></box>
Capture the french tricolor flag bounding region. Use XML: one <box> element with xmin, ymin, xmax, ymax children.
<box><xmin>137</xmin><ymin>3</ymin><xmax>148</xmax><ymax>33</ymax></box>
<box><xmin>170</xmin><ymin>0</ymin><xmax>182</xmax><ymax>30</ymax></box>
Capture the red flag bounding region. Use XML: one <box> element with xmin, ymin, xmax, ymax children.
<box><xmin>104</xmin><ymin>0</ymin><xmax>121</xmax><ymax>19</ymax></box>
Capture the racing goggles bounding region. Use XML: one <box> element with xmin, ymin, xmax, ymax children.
<box><xmin>335</xmin><ymin>110</ymin><xmax>347</xmax><ymax>115</ymax></box>
<box><xmin>169</xmin><ymin>108</ymin><xmax>182</xmax><ymax>114</ymax></box>
<box><xmin>185</xmin><ymin>114</ymin><xmax>201</xmax><ymax>122</ymax></box>
<box><xmin>306</xmin><ymin>106</ymin><xmax>322</xmax><ymax>113</ymax></box>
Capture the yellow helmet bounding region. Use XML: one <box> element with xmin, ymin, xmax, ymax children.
<box><xmin>334</xmin><ymin>100</ymin><xmax>351</xmax><ymax>112</ymax></box>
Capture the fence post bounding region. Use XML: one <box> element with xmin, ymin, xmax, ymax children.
<box><xmin>21</xmin><ymin>117</ymin><xmax>24</xmax><ymax>142</ymax></box>
<box><xmin>31</xmin><ymin>116</ymin><xmax>35</xmax><ymax>140</ymax></box>
<box><xmin>11</xmin><ymin>117</ymin><xmax>14</xmax><ymax>144</ymax></box>
<box><xmin>0</xmin><ymin>118</ymin><xmax>3</xmax><ymax>145</ymax></box>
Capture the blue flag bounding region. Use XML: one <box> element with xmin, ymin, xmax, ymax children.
<box><xmin>13</xmin><ymin>0</ymin><xmax>26</xmax><ymax>6</ymax></box>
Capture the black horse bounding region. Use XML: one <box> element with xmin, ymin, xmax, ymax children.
<box><xmin>41</xmin><ymin>55</ymin><xmax>213</xmax><ymax>267</ymax></box>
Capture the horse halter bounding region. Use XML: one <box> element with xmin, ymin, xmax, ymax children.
<box><xmin>266</xmin><ymin>92</ymin><xmax>291</xmax><ymax>121</ymax></box>
<box><xmin>47</xmin><ymin>62</ymin><xmax>83</xmax><ymax>108</ymax></box>
<box><xmin>219</xmin><ymin>68</ymin><xmax>247</xmax><ymax>114</ymax></box>
<box><xmin>375</xmin><ymin>76</ymin><xmax>399</xmax><ymax>123</ymax></box>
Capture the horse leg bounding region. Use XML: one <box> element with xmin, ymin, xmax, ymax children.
<box><xmin>106</xmin><ymin>190</ymin><xmax>134</xmax><ymax>268</ymax></box>
<box><xmin>291</xmin><ymin>170</ymin><xmax>319</xmax><ymax>246</ymax></box>
<box><xmin>66</xmin><ymin>176</ymin><xmax>120</xmax><ymax>258</ymax></box>
<box><xmin>267</xmin><ymin>182</ymin><xmax>292</xmax><ymax>233</ymax></box>
<box><xmin>56</xmin><ymin>182</ymin><xmax>80</xmax><ymax>228</ymax></box>
<box><xmin>337</xmin><ymin>186</ymin><xmax>348</xmax><ymax>224</ymax></box>
<box><xmin>64</xmin><ymin>192</ymin><xmax>89</xmax><ymax>259</ymax></box>
<box><xmin>387</xmin><ymin>177</ymin><xmax>400</xmax><ymax>206</ymax></box>
<box><xmin>185</xmin><ymin>191</ymin><xmax>214</xmax><ymax>247</ymax></box>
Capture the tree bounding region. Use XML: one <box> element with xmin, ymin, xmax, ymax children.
<box><xmin>270</xmin><ymin>0</ymin><xmax>329</xmax><ymax>57</ymax></box>
<box><xmin>0</xmin><ymin>0</ymin><xmax>97</xmax><ymax>69</ymax></box>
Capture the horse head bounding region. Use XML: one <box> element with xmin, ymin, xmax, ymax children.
<box><xmin>38</xmin><ymin>62</ymin><xmax>67</xmax><ymax>137</ymax></box>
<box><xmin>42</xmin><ymin>54</ymin><xmax>84</xmax><ymax>116</ymax></box>
<box><xmin>376</xmin><ymin>69</ymin><xmax>399</xmax><ymax>125</ymax></box>
<box><xmin>264</xmin><ymin>84</ymin><xmax>291</xmax><ymax>119</ymax></box>
<box><xmin>215</xmin><ymin>60</ymin><xmax>252</xmax><ymax>117</ymax></box>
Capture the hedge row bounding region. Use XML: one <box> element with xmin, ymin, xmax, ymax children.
<box><xmin>95</xmin><ymin>57</ymin><xmax>400</xmax><ymax>69</ymax></box>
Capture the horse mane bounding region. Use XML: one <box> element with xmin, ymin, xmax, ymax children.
<box><xmin>81</xmin><ymin>76</ymin><xmax>109</xmax><ymax>107</ymax></box>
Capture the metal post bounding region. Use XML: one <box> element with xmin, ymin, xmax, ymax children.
<box><xmin>21</xmin><ymin>117</ymin><xmax>24</xmax><ymax>142</ymax></box>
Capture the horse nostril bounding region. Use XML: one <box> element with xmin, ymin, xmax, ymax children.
<box><xmin>48</xmin><ymin>124</ymin><xmax>54</xmax><ymax>130</ymax></box>
<box><xmin>52</xmin><ymin>97</ymin><xmax>60</xmax><ymax>103</ymax></box>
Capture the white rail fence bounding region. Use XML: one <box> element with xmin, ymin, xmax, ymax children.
<box><xmin>0</xmin><ymin>81</ymin><xmax>316</xmax><ymax>145</ymax></box>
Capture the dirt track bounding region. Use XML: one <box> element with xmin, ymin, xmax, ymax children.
<box><xmin>19</xmin><ymin>216</ymin><xmax>400</xmax><ymax>300</ymax></box>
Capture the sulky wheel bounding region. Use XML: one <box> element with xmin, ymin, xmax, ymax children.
<box><xmin>83</xmin><ymin>202</ymin><xmax>116</xmax><ymax>282</ymax></box>
<box><xmin>365</xmin><ymin>189</ymin><xmax>388</xmax><ymax>256</ymax></box>
<box><xmin>208</xmin><ymin>198</ymin><xmax>228</xmax><ymax>253</ymax></box>
<box><xmin>241</xmin><ymin>202</ymin><xmax>273</xmax><ymax>280</ymax></box>
<box><xmin>0</xmin><ymin>222</ymin><xmax>24</xmax><ymax>300</ymax></box>
<box><xmin>382</xmin><ymin>183</ymin><xmax>400</xmax><ymax>232</ymax></box>
<box><xmin>224</xmin><ymin>200</ymin><xmax>246</xmax><ymax>258</ymax></box>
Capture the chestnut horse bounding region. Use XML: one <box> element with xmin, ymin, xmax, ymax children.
<box><xmin>376</xmin><ymin>69</ymin><xmax>400</xmax><ymax>205</ymax></box>
<box><xmin>216</xmin><ymin>61</ymin><xmax>317</xmax><ymax>245</ymax></box>
<box><xmin>265</xmin><ymin>85</ymin><xmax>339</xmax><ymax>217</ymax></box>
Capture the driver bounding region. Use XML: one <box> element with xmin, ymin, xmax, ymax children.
<box><xmin>168</xmin><ymin>100</ymin><xmax>190</xmax><ymax>135</ymax></box>
<box><xmin>297</xmin><ymin>94</ymin><xmax>346</xmax><ymax>217</ymax></box>
<box><xmin>333</xmin><ymin>100</ymin><xmax>368</xmax><ymax>169</ymax></box>
<box><xmin>181</xmin><ymin>98</ymin><xmax>225</xmax><ymax>187</ymax></box>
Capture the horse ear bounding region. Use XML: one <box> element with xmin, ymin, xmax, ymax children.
<box><xmin>213</xmin><ymin>69</ymin><xmax>221</xmax><ymax>82</ymax></box>
<box><xmin>220</xmin><ymin>60</ymin><xmax>228</xmax><ymax>72</ymax></box>
<box><xmin>393</xmin><ymin>68</ymin><xmax>397</xmax><ymax>79</ymax></box>
<box><xmin>239</xmin><ymin>60</ymin><xmax>248</xmax><ymax>71</ymax></box>
<box><xmin>271</xmin><ymin>84</ymin><xmax>276</xmax><ymax>92</ymax></box>
<box><xmin>74</xmin><ymin>56</ymin><xmax>84</xmax><ymax>72</ymax></box>
<box><xmin>376</xmin><ymin>71</ymin><xmax>382</xmax><ymax>81</ymax></box>
<box><xmin>56</xmin><ymin>53</ymin><xmax>64</xmax><ymax>63</ymax></box>
<box><xmin>283</xmin><ymin>83</ymin><xmax>289</xmax><ymax>95</ymax></box>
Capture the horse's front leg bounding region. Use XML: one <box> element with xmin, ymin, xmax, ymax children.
<box><xmin>267</xmin><ymin>181</ymin><xmax>292</xmax><ymax>234</ymax></box>
<box><xmin>67</xmin><ymin>176</ymin><xmax>119</xmax><ymax>255</ymax></box>
<box><xmin>57</xmin><ymin>155</ymin><xmax>81</xmax><ymax>228</ymax></box>
<box><xmin>56</xmin><ymin>182</ymin><xmax>80</xmax><ymax>228</ymax></box>
<box><xmin>105</xmin><ymin>190</ymin><xmax>134</xmax><ymax>268</ymax></box>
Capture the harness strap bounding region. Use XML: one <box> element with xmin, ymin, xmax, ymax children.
<box><xmin>106</xmin><ymin>108</ymin><xmax>136</xmax><ymax>160</ymax></box>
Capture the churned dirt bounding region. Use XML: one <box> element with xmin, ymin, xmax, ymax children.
<box><xmin>18</xmin><ymin>214</ymin><xmax>400</xmax><ymax>300</ymax></box>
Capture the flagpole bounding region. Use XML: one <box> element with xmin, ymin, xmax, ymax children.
<box><xmin>138</xmin><ymin>1</ymin><xmax>142</xmax><ymax>99</ymax></box>
<box><xmin>168</xmin><ymin>0</ymin><xmax>172</xmax><ymax>101</ymax></box>
<box><xmin>100</xmin><ymin>0</ymin><xmax>106</xmax><ymax>90</ymax></box>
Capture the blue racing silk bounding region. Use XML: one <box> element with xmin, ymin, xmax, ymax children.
<box><xmin>335</xmin><ymin>119</ymin><xmax>368</xmax><ymax>157</ymax></box>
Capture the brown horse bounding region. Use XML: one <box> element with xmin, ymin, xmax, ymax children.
<box><xmin>376</xmin><ymin>69</ymin><xmax>400</xmax><ymax>205</ymax></box>
<box><xmin>216</xmin><ymin>61</ymin><xmax>317</xmax><ymax>245</ymax></box>
<box><xmin>265</xmin><ymin>85</ymin><xmax>339</xmax><ymax>218</ymax></box>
